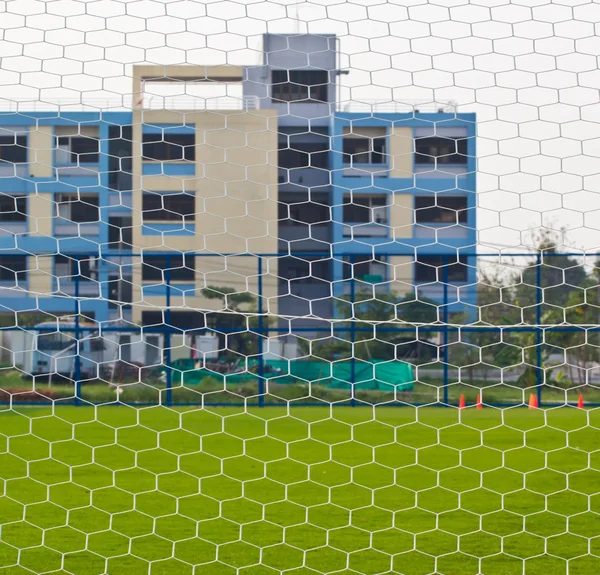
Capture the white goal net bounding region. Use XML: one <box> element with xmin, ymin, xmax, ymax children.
<box><xmin>0</xmin><ymin>2</ymin><xmax>598</xmax><ymax>574</ymax></box>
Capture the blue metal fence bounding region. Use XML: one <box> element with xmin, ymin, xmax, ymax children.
<box><xmin>0</xmin><ymin>250</ymin><xmax>596</xmax><ymax>408</ymax></box>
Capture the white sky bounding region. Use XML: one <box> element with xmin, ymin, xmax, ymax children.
<box><xmin>1</xmin><ymin>0</ymin><xmax>599</xmax><ymax>255</ymax></box>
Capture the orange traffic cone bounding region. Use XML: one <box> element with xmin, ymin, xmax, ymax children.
<box><xmin>578</xmin><ymin>394</ymin><xmax>584</xmax><ymax>409</ymax></box>
<box><xmin>459</xmin><ymin>394</ymin><xmax>466</xmax><ymax>409</ymax></box>
<box><xmin>476</xmin><ymin>394</ymin><xmax>483</xmax><ymax>409</ymax></box>
<box><xmin>529</xmin><ymin>394</ymin><xmax>539</xmax><ymax>409</ymax></box>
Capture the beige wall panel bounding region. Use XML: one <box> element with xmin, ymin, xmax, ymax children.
<box><xmin>389</xmin><ymin>126</ymin><xmax>414</xmax><ymax>178</ymax></box>
<box><xmin>28</xmin><ymin>128</ymin><xmax>53</xmax><ymax>178</ymax></box>
<box><xmin>390</xmin><ymin>193</ymin><xmax>413</xmax><ymax>239</ymax></box>
<box><xmin>132</xmin><ymin>110</ymin><xmax>278</xmax><ymax>254</ymax></box>
<box><xmin>29</xmin><ymin>194</ymin><xmax>54</xmax><ymax>236</ymax></box>
<box><xmin>30</xmin><ymin>255</ymin><xmax>54</xmax><ymax>296</ymax></box>
<box><xmin>390</xmin><ymin>256</ymin><xmax>414</xmax><ymax>295</ymax></box>
<box><xmin>130</xmin><ymin>107</ymin><xmax>278</xmax><ymax>319</ymax></box>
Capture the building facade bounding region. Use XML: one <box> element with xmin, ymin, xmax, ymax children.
<box><xmin>0</xmin><ymin>33</ymin><xmax>476</xmax><ymax>365</ymax></box>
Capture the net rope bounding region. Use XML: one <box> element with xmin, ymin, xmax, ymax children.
<box><xmin>0</xmin><ymin>2</ymin><xmax>598</xmax><ymax>574</ymax></box>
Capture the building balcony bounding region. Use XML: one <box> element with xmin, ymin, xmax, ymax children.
<box><xmin>414</xmin><ymin>223</ymin><xmax>470</xmax><ymax>239</ymax></box>
<box><xmin>0</xmin><ymin>223</ymin><xmax>27</xmax><ymax>236</ymax></box>
<box><xmin>0</xmin><ymin>282</ymin><xmax>28</xmax><ymax>298</ymax></box>
<box><xmin>342</xmin><ymin>223</ymin><xmax>389</xmax><ymax>238</ymax></box>
<box><xmin>54</xmin><ymin>223</ymin><xmax>100</xmax><ymax>237</ymax></box>
<box><xmin>108</xmin><ymin>172</ymin><xmax>133</xmax><ymax>192</ymax></box>
<box><xmin>342</xmin><ymin>163</ymin><xmax>388</xmax><ymax>178</ymax></box>
<box><xmin>278</xmin><ymin>168</ymin><xmax>330</xmax><ymax>191</ymax></box>
<box><xmin>55</xmin><ymin>281</ymin><xmax>101</xmax><ymax>297</ymax></box>
<box><xmin>278</xmin><ymin>223</ymin><xmax>330</xmax><ymax>251</ymax></box>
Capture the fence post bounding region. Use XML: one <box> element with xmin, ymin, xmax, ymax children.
<box><xmin>74</xmin><ymin>261</ymin><xmax>81</xmax><ymax>407</ymax></box>
<box><xmin>350</xmin><ymin>255</ymin><xmax>356</xmax><ymax>407</ymax></box>
<box><xmin>442</xmin><ymin>256</ymin><xmax>449</xmax><ymax>406</ymax></box>
<box><xmin>257</xmin><ymin>256</ymin><xmax>265</xmax><ymax>408</ymax></box>
<box><xmin>536</xmin><ymin>252</ymin><xmax>543</xmax><ymax>408</ymax></box>
<box><xmin>165</xmin><ymin>254</ymin><xmax>172</xmax><ymax>408</ymax></box>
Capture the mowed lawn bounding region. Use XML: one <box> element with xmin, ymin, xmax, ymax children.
<box><xmin>1</xmin><ymin>405</ymin><xmax>600</xmax><ymax>574</ymax></box>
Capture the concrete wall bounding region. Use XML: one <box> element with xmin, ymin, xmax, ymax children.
<box><xmin>390</xmin><ymin>257</ymin><xmax>414</xmax><ymax>295</ymax></box>
<box><xmin>28</xmin><ymin>128</ymin><xmax>53</xmax><ymax>178</ymax></box>
<box><xmin>130</xmin><ymin>108</ymin><xmax>279</xmax><ymax>321</ymax></box>
<box><xmin>30</xmin><ymin>255</ymin><xmax>54</xmax><ymax>296</ymax></box>
<box><xmin>29</xmin><ymin>194</ymin><xmax>54</xmax><ymax>236</ymax></box>
<box><xmin>390</xmin><ymin>193</ymin><xmax>413</xmax><ymax>239</ymax></box>
<box><xmin>389</xmin><ymin>126</ymin><xmax>413</xmax><ymax>178</ymax></box>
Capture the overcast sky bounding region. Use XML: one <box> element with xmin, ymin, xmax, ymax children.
<box><xmin>1</xmin><ymin>0</ymin><xmax>599</xmax><ymax>258</ymax></box>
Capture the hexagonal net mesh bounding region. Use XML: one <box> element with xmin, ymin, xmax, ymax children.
<box><xmin>0</xmin><ymin>1</ymin><xmax>599</xmax><ymax>574</ymax></box>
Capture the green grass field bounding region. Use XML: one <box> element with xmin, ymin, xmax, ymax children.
<box><xmin>1</xmin><ymin>405</ymin><xmax>600</xmax><ymax>574</ymax></box>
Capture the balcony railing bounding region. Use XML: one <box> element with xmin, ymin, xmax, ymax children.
<box><xmin>341</xmin><ymin>100</ymin><xmax>458</xmax><ymax>114</ymax></box>
<box><xmin>0</xmin><ymin>96</ymin><xmax>261</xmax><ymax>111</ymax></box>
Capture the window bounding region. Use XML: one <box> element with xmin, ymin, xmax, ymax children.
<box><xmin>343</xmin><ymin>134</ymin><xmax>387</xmax><ymax>164</ymax></box>
<box><xmin>342</xmin><ymin>256</ymin><xmax>388</xmax><ymax>281</ymax></box>
<box><xmin>142</xmin><ymin>310</ymin><xmax>206</xmax><ymax>330</ymax></box>
<box><xmin>272</xmin><ymin>70</ymin><xmax>329</xmax><ymax>103</ymax></box>
<box><xmin>55</xmin><ymin>255</ymin><xmax>99</xmax><ymax>282</ymax></box>
<box><xmin>37</xmin><ymin>332</ymin><xmax>73</xmax><ymax>351</ymax></box>
<box><xmin>278</xmin><ymin>145</ymin><xmax>329</xmax><ymax>169</ymax></box>
<box><xmin>108</xmin><ymin>217</ymin><xmax>133</xmax><ymax>249</ymax></box>
<box><xmin>343</xmin><ymin>196</ymin><xmax>387</xmax><ymax>224</ymax></box>
<box><xmin>142</xmin><ymin>193</ymin><xmax>195</xmax><ymax>222</ymax></box>
<box><xmin>56</xmin><ymin>194</ymin><xmax>99</xmax><ymax>223</ymax></box>
<box><xmin>108</xmin><ymin>275</ymin><xmax>133</xmax><ymax>309</ymax></box>
<box><xmin>0</xmin><ymin>255</ymin><xmax>27</xmax><ymax>283</ymax></box>
<box><xmin>142</xmin><ymin>134</ymin><xmax>195</xmax><ymax>162</ymax></box>
<box><xmin>415</xmin><ymin>127</ymin><xmax>468</xmax><ymax>165</ymax></box>
<box><xmin>278</xmin><ymin>200</ymin><xmax>330</xmax><ymax>225</ymax></box>
<box><xmin>142</xmin><ymin>254</ymin><xmax>195</xmax><ymax>282</ymax></box>
<box><xmin>0</xmin><ymin>134</ymin><xmax>27</xmax><ymax>164</ymax></box>
<box><xmin>56</xmin><ymin>136</ymin><xmax>99</xmax><ymax>164</ymax></box>
<box><xmin>415</xmin><ymin>196</ymin><xmax>468</xmax><ymax>224</ymax></box>
<box><xmin>415</xmin><ymin>255</ymin><xmax>469</xmax><ymax>283</ymax></box>
<box><xmin>0</xmin><ymin>195</ymin><xmax>26</xmax><ymax>222</ymax></box>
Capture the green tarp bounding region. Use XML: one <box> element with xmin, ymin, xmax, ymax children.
<box><xmin>170</xmin><ymin>359</ymin><xmax>414</xmax><ymax>391</ymax></box>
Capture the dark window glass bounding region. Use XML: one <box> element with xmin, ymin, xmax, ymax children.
<box><xmin>278</xmin><ymin>201</ymin><xmax>330</xmax><ymax>224</ymax></box>
<box><xmin>57</xmin><ymin>195</ymin><xmax>99</xmax><ymax>223</ymax></box>
<box><xmin>55</xmin><ymin>255</ymin><xmax>99</xmax><ymax>282</ymax></box>
<box><xmin>108</xmin><ymin>275</ymin><xmax>133</xmax><ymax>309</ymax></box>
<box><xmin>142</xmin><ymin>134</ymin><xmax>195</xmax><ymax>162</ymax></box>
<box><xmin>415</xmin><ymin>255</ymin><xmax>469</xmax><ymax>282</ymax></box>
<box><xmin>278</xmin><ymin>145</ymin><xmax>329</xmax><ymax>169</ymax></box>
<box><xmin>142</xmin><ymin>193</ymin><xmax>195</xmax><ymax>221</ymax></box>
<box><xmin>415</xmin><ymin>196</ymin><xmax>468</xmax><ymax>223</ymax></box>
<box><xmin>342</xmin><ymin>137</ymin><xmax>386</xmax><ymax>164</ymax></box>
<box><xmin>415</xmin><ymin>136</ymin><xmax>468</xmax><ymax>164</ymax></box>
<box><xmin>142</xmin><ymin>310</ymin><xmax>206</xmax><ymax>330</ymax></box>
<box><xmin>108</xmin><ymin>217</ymin><xmax>133</xmax><ymax>249</ymax></box>
<box><xmin>272</xmin><ymin>70</ymin><xmax>329</xmax><ymax>103</ymax></box>
<box><xmin>0</xmin><ymin>195</ymin><xmax>26</xmax><ymax>222</ymax></box>
<box><xmin>0</xmin><ymin>255</ymin><xmax>27</xmax><ymax>283</ymax></box>
<box><xmin>0</xmin><ymin>136</ymin><xmax>27</xmax><ymax>164</ymax></box>
<box><xmin>57</xmin><ymin>136</ymin><xmax>99</xmax><ymax>164</ymax></box>
<box><xmin>142</xmin><ymin>254</ymin><xmax>195</xmax><ymax>282</ymax></box>
<box><xmin>342</xmin><ymin>256</ymin><xmax>387</xmax><ymax>281</ymax></box>
<box><xmin>343</xmin><ymin>196</ymin><xmax>386</xmax><ymax>223</ymax></box>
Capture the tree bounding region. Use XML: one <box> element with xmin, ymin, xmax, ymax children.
<box><xmin>306</xmin><ymin>291</ymin><xmax>439</xmax><ymax>362</ymax></box>
<box><xmin>201</xmin><ymin>285</ymin><xmax>266</xmax><ymax>358</ymax></box>
<box><xmin>476</xmin><ymin>228</ymin><xmax>595</xmax><ymax>387</ymax></box>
